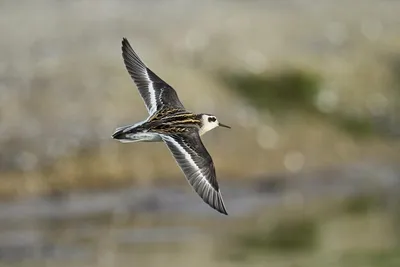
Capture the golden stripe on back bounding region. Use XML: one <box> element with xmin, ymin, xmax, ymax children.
<box><xmin>146</xmin><ymin>107</ymin><xmax>202</xmax><ymax>135</ymax></box>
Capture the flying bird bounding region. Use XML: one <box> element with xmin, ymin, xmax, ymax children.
<box><xmin>112</xmin><ymin>38</ymin><xmax>230</xmax><ymax>215</ymax></box>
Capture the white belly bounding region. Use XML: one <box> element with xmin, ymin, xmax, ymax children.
<box><xmin>117</xmin><ymin>132</ymin><xmax>162</xmax><ymax>143</ymax></box>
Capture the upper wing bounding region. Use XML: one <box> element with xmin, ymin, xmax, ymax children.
<box><xmin>121</xmin><ymin>38</ymin><xmax>185</xmax><ymax>115</ymax></box>
<box><xmin>161</xmin><ymin>133</ymin><xmax>228</xmax><ymax>215</ymax></box>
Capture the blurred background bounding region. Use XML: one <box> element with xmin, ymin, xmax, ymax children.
<box><xmin>1</xmin><ymin>0</ymin><xmax>400</xmax><ymax>266</ymax></box>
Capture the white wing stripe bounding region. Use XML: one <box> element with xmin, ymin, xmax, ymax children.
<box><xmin>162</xmin><ymin>136</ymin><xmax>214</xmax><ymax>189</ymax></box>
<box><xmin>143</xmin><ymin>70</ymin><xmax>157</xmax><ymax>115</ymax></box>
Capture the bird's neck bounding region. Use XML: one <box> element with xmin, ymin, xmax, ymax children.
<box><xmin>199</xmin><ymin>122</ymin><xmax>215</xmax><ymax>136</ymax></box>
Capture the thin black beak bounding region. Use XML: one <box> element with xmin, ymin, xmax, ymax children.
<box><xmin>219</xmin><ymin>123</ymin><xmax>231</xmax><ymax>129</ymax></box>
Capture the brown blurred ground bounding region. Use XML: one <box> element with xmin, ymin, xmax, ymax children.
<box><xmin>0</xmin><ymin>0</ymin><xmax>399</xmax><ymax>198</ymax></box>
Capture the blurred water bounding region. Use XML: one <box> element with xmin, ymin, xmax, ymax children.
<box><xmin>0</xmin><ymin>162</ymin><xmax>398</xmax><ymax>265</ymax></box>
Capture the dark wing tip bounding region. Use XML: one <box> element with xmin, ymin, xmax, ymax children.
<box><xmin>121</xmin><ymin>38</ymin><xmax>136</xmax><ymax>59</ymax></box>
<box><xmin>121</xmin><ymin>37</ymin><xmax>131</xmax><ymax>50</ymax></box>
<box><xmin>192</xmin><ymin>178</ymin><xmax>228</xmax><ymax>215</ymax></box>
<box><xmin>217</xmin><ymin>204</ymin><xmax>228</xmax><ymax>215</ymax></box>
<box><xmin>121</xmin><ymin>37</ymin><xmax>144</xmax><ymax>63</ymax></box>
<box><xmin>215</xmin><ymin>191</ymin><xmax>228</xmax><ymax>215</ymax></box>
<box><xmin>203</xmin><ymin>189</ymin><xmax>228</xmax><ymax>215</ymax></box>
<box><xmin>120</xmin><ymin>37</ymin><xmax>148</xmax><ymax>79</ymax></box>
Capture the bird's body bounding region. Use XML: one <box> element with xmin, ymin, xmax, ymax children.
<box><xmin>113</xmin><ymin>108</ymin><xmax>200</xmax><ymax>142</ymax></box>
<box><xmin>112</xmin><ymin>38</ymin><xmax>230</xmax><ymax>215</ymax></box>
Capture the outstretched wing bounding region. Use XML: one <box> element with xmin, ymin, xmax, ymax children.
<box><xmin>121</xmin><ymin>38</ymin><xmax>184</xmax><ymax>114</ymax></box>
<box><xmin>161</xmin><ymin>133</ymin><xmax>228</xmax><ymax>215</ymax></box>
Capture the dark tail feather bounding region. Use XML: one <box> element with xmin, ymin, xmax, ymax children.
<box><xmin>112</xmin><ymin>125</ymin><xmax>131</xmax><ymax>140</ymax></box>
<box><xmin>112</xmin><ymin>130</ymin><xmax>124</xmax><ymax>140</ymax></box>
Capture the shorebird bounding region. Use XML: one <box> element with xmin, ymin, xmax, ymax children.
<box><xmin>112</xmin><ymin>38</ymin><xmax>230</xmax><ymax>215</ymax></box>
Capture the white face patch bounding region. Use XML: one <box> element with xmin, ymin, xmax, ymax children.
<box><xmin>199</xmin><ymin>115</ymin><xmax>219</xmax><ymax>136</ymax></box>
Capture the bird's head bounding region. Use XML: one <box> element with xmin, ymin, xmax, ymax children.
<box><xmin>199</xmin><ymin>114</ymin><xmax>231</xmax><ymax>136</ymax></box>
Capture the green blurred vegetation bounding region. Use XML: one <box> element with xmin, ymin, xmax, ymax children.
<box><xmin>342</xmin><ymin>193</ymin><xmax>383</xmax><ymax>215</ymax></box>
<box><xmin>388</xmin><ymin>55</ymin><xmax>400</xmax><ymax>94</ymax></box>
<box><xmin>342</xmin><ymin>249</ymin><xmax>400</xmax><ymax>267</ymax></box>
<box><xmin>235</xmin><ymin>216</ymin><xmax>318</xmax><ymax>253</ymax></box>
<box><xmin>221</xmin><ymin>70</ymin><xmax>377</xmax><ymax>138</ymax></box>
<box><xmin>222</xmin><ymin>69</ymin><xmax>320</xmax><ymax>113</ymax></box>
<box><xmin>332</xmin><ymin>114</ymin><xmax>374</xmax><ymax>137</ymax></box>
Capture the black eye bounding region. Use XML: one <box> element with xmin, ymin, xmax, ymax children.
<box><xmin>208</xmin><ymin>117</ymin><xmax>216</xmax><ymax>122</ymax></box>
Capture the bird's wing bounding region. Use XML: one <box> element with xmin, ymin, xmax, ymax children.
<box><xmin>121</xmin><ymin>38</ymin><xmax>185</xmax><ymax>115</ymax></box>
<box><xmin>160</xmin><ymin>132</ymin><xmax>228</xmax><ymax>215</ymax></box>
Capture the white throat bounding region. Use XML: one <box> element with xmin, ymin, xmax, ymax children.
<box><xmin>199</xmin><ymin>120</ymin><xmax>218</xmax><ymax>136</ymax></box>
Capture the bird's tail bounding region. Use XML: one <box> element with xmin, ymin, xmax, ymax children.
<box><xmin>111</xmin><ymin>125</ymin><xmax>138</xmax><ymax>141</ymax></box>
<box><xmin>111</xmin><ymin>124</ymin><xmax>157</xmax><ymax>143</ymax></box>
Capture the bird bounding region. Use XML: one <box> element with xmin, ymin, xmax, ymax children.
<box><xmin>111</xmin><ymin>38</ymin><xmax>231</xmax><ymax>215</ymax></box>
